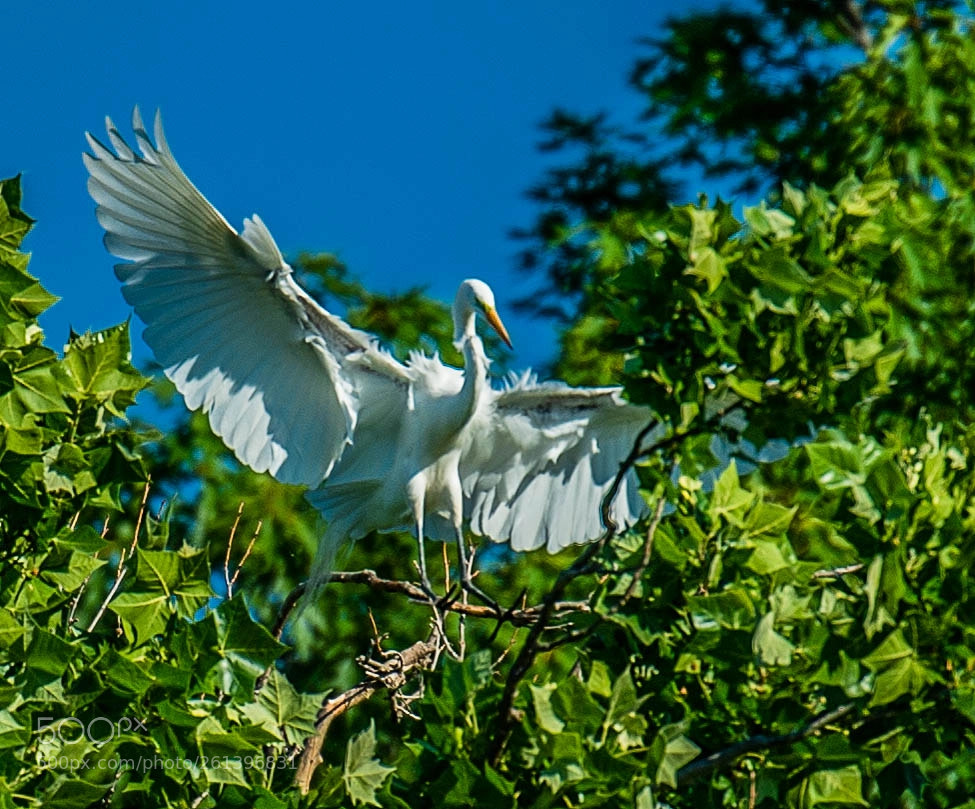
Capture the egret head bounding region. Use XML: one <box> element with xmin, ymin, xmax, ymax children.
<box><xmin>454</xmin><ymin>279</ymin><xmax>513</xmax><ymax>349</ymax></box>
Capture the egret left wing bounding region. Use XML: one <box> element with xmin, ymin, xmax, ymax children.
<box><xmin>84</xmin><ymin>109</ymin><xmax>413</xmax><ymax>487</ymax></box>
<box><xmin>461</xmin><ymin>377</ymin><xmax>661</xmax><ymax>552</ymax></box>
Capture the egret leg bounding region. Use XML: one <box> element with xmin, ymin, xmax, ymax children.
<box><xmin>413</xmin><ymin>510</ymin><xmax>435</xmax><ymax>598</ymax></box>
<box><xmin>454</xmin><ymin>528</ymin><xmax>500</xmax><ymax>614</ymax></box>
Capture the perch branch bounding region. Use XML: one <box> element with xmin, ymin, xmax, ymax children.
<box><xmin>269</xmin><ymin>571</ymin><xmax>591</xmax><ymax>640</ymax></box>
<box><xmin>295</xmin><ymin>638</ymin><xmax>438</xmax><ymax>794</ymax></box>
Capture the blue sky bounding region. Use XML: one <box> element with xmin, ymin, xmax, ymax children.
<box><xmin>4</xmin><ymin>2</ymin><xmax>717</xmax><ymax>374</ymax></box>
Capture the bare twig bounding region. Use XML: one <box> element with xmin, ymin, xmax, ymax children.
<box><xmin>87</xmin><ymin>481</ymin><xmax>151</xmax><ymax>633</ymax></box>
<box><xmin>86</xmin><ymin>562</ymin><xmax>128</xmax><ymax>633</ymax></box>
<box><xmin>622</xmin><ymin>497</ymin><xmax>666</xmax><ymax>602</ymax></box>
<box><xmin>228</xmin><ymin>519</ymin><xmax>262</xmax><ymax>595</ymax></box>
<box><xmin>189</xmin><ymin>790</ymin><xmax>210</xmax><ymax>809</ymax></box>
<box><xmin>67</xmin><ymin>558</ymin><xmax>98</xmax><ymax>627</ymax></box>
<box><xmin>67</xmin><ymin>514</ymin><xmax>115</xmax><ymax>628</ymax></box>
<box><xmin>223</xmin><ymin>502</ymin><xmax>245</xmax><ymax>596</ymax></box>
<box><xmin>488</xmin><ymin>541</ymin><xmax>602</xmax><ymax>764</ymax></box>
<box><xmin>601</xmin><ymin>419</ymin><xmax>661</xmax><ymax>535</ymax></box>
<box><xmin>677</xmin><ymin>703</ymin><xmax>856</xmax><ymax>784</ymax></box>
<box><xmin>492</xmin><ymin>623</ymin><xmax>522</xmax><ymax>671</ymax></box>
<box><xmin>295</xmin><ymin>638</ymin><xmax>438</xmax><ymax>794</ymax></box>
<box><xmin>128</xmin><ymin>479</ymin><xmax>152</xmax><ymax>557</ymax></box>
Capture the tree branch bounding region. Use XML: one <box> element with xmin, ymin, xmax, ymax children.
<box><xmin>270</xmin><ymin>570</ymin><xmax>591</xmax><ymax>640</ymax></box>
<box><xmin>295</xmin><ymin>638</ymin><xmax>439</xmax><ymax>794</ymax></box>
<box><xmin>837</xmin><ymin>0</ymin><xmax>873</xmax><ymax>52</ymax></box>
<box><xmin>677</xmin><ymin>702</ymin><xmax>856</xmax><ymax>785</ymax></box>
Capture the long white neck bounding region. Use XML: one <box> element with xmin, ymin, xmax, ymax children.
<box><xmin>453</xmin><ymin>295</ymin><xmax>477</xmax><ymax>344</ymax></box>
<box><xmin>456</xmin><ymin>331</ymin><xmax>488</xmax><ymax>424</ymax></box>
<box><xmin>450</xmin><ymin>288</ymin><xmax>490</xmax><ymax>427</ymax></box>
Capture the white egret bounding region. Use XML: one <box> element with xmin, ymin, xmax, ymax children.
<box><xmin>84</xmin><ymin>110</ymin><xmax>656</xmax><ymax>604</ymax></box>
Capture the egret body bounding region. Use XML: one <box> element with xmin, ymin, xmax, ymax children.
<box><xmin>84</xmin><ymin>110</ymin><xmax>655</xmax><ymax>602</ymax></box>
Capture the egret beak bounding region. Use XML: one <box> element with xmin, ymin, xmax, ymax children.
<box><xmin>483</xmin><ymin>305</ymin><xmax>513</xmax><ymax>349</ymax></box>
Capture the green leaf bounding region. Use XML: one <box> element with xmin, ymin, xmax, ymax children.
<box><xmin>588</xmin><ymin>660</ymin><xmax>613</xmax><ymax>697</ymax></box>
<box><xmin>653</xmin><ymin>723</ymin><xmax>701</xmax><ymax>788</ymax></box>
<box><xmin>102</xmin><ymin>649</ymin><xmax>155</xmax><ymax>696</ymax></box>
<box><xmin>752</xmin><ymin>611</ymin><xmax>795</xmax><ymax>666</ymax></box>
<box><xmin>635</xmin><ymin>784</ymin><xmax>656</xmax><ymax>809</ymax></box>
<box><xmin>239</xmin><ymin>668</ymin><xmax>322</xmax><ymax>746</ymax></box>
<box><xmin>0</xmin><ymin>176</ymin><xmax>34</xmax><ymax>259</ymax></box>
<box><xmin>745</xmin><ymin>539</ymin><xmax>791</xmax><ymax>575</ymax></box>
<box><xmin>61</xmin><ymin>324</ymin><xmax>146</xmax><ymax>410</ymax></box>
<box><xmin>745</xmin><ymin>202</ymin><xmax>795</xmax><ymax>237</ymax></box>
<box><xmin>727</xmin><ymin>375</ymin><xmax>763</xmax><ymax>403</ymax></box>
<box><xmin>530</xmin><ymin>683</ymin><xmax>566</xmax><ymax>734</ymax></box>
<box><xmin>133</xmin><ymin>545</ymin><xmax>212</xmax><ymax>619</ymax></box>
<box><xmin>26</xmin><ymin>630</ymin><xmax>75</xmax><ymax>677</ymax></box>
<box><xmin>604</xmin><ymin>667</ymin><xmax>639</xmax><ymax>725</ymax></box>
<box><xmin>0</xmin><ymin>610</ymin><xmax>26</xmax><ymax>649</ymax></box>
<box><xmin>744</xmin><ymin>502</ymin><xmax>797</xmax><ymax>538</ymax></box>
<box><xmin>344</xmin><ymin>720</ymin><xmax>395</xmax><ymax>806</ymax></box>
<box><xmin>868</xmin><ymin>657</ymin><xmax>930</xmax><ymax>707</ymax></box>
<box><xmin>685</xmin><ymin>246</ymin><xmax>726</xmax><ymax>293</ymax></box>
<box><xmin>10</xmin><ymin>282</ymin><xmax>58</xmax><ymax>318</ymax></box>
<box><xmin>551</xmin><ymin>674</ymin><xmax>606</xmax><ymax>734</ymax></box>
<box><xmin>862</xmin><ymin>629</ymin><xmax>913</xmax><ymax>670</ymax></box>
<box><xmin>40</xmin><ymin>548</ymin><xmax>105</xmax><ymax>592</ymax></box>
<box><xmin>12</xmin><ymin>365</ymin><xmax>69</xmax><ymax>415</ymax></box>
<box><xmin>109</xmin><ymin>590</ymin><xmax>171</xmax><ymax>641</ymax></box>
<box><xmin>801</xmin><ymin>765</ymin><xmax>868</xmax><ymax>806</ymax></box>
<box><xmin>0</xmin><ymin>710</ymin><xmax>29</xmax><ymax>751</ymax></box>
<box><xmin>710</xmin><ymin>461</ymin><xmax>755</xmax><ymax>525</ymax></box>
<box><xmin>40</xmin><ymin>778</ymin><xmax>110</xmax><ymax>809</ymax></box>
<box><xmin>201</xmin><ymin>754</ymin><xmax>249</xmax><ymax>786</ymax></box>
<box><xmin>688</xmin><ymin>588</ymin><xmax>756</xmax><ymax>630</ymax></box>
<box><xmin>213</xmin><ymin>597</ymin><xmax>289</xmax><ymax>684</ymax></box>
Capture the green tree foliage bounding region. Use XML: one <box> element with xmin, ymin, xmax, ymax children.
<box><xmin>3</xmin><ymin>3</ymin><xmax>975</xmax><ymax>807</ymax></box>
<box><xmin>517</xmin><ymin>1</ymin><xmax>975</xmax><ymax>361</ymax></box>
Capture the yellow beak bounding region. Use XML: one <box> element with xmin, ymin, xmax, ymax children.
<box><xmin>483</xmin><ymin>305</ymin><xmax>513</xmax><ymax>349</ymax></box>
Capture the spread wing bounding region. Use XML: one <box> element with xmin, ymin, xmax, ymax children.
<box><xmin>461</xmin><ymin>375</ymin><xmax>662</xmax><ymax>552</ymax></box>
<box><xmin>84</xmin><ymin>108</ymin><xmax>412</xmax><ymax>486</ymax></box>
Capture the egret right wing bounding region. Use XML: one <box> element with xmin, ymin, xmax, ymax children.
<box><xmin>85</xmin><ymin>109</ymin><xmax>412</xmax><ymax>486</ymax></box>
<box><xmin>462</xmin><ymin>376</ymin><xmax>662</xmax><ymax>553</ymax></box>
